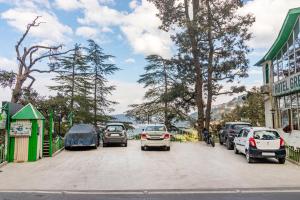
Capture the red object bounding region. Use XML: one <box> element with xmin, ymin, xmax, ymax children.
<box><xmin>280</xmin><ymin>137</ymin><xmax>285</xmax><ymax>147</ymax></box>
<box><xmin>163</xmin><ymin>133</ymin><xmax>170</xmax><ymax>139</ymax></box>
<box><xmin>249</xmin><ymin>137</ymin><xmax>256</xmax><ymax>147</ymax></box>
<box><xmin>141</xmin><ymin>133</ymin><xmax>148</xmax><ymax>139</ymax></box>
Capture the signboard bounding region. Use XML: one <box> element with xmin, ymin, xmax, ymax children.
<box><xmin>10</xmin><ymin>121</ymin><xmax>31</xmax><ymax>136</ymax></box>
<box><xmin>0</xmin><ymin>112</ymin><xmax>7</xmax><ymax>129</ymax></box>
<box><xmin>273</xmin><ymin>72</ymin><xmax>300</xmax><ymax>96</ymax></box>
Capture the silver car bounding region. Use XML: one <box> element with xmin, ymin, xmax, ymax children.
<box><xmin>140</xmin><ymin>124</ymin><xmax>171</xmax><ymax>151</ymax></box>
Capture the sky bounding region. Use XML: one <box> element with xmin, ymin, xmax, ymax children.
<box><xmin>0</xmin><ymin>0</ymin><xmax>300</xmax><ymax>114</ymax></box>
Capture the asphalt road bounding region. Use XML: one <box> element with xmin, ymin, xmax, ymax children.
<box><xmin>1</xmin><ymin>141</ymin><xmax>300</xmax><ymax>191</ymax></box>
<box><xmin>1</xmin><ymin>191</ymin><xmax>300</xmax><ymax>200</ymax></box>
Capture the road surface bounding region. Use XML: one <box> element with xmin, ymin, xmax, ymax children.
<box><xmin>0</xmin><ymin>141</ymin><xmax>300</xmax><ymax>191</ymax></box>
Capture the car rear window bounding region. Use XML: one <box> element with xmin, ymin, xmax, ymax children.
<box><xmin>231</xmin><ymin>124</ymin><xmax>251</xmax><ymax>130</ymax></box>
<box><xmin>106</xmin><ymin>125</ymin><xmax>124</xmax><ymax>132</ymax></box>
<box><xmin>254</xmin><ymin>130</ymin><xmax>280</xmax><ymax>140</ymax></box>
<box><xmin>145</xmin><ymin>126</ymin><xmax>166</xmax><ymax>132</ymax></box>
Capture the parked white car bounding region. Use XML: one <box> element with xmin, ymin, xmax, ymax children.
<box><xmin>233</xmin><ymin>127</ymin><xmax>286</xmax><ymax>164</ymax></box>
<box><xmin>140</xmin><ymin>124</ymin><xmax>171</xmax><ymax>151</ymax></box>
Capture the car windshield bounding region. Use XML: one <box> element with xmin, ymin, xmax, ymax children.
<box><xmin>106</xmin><ymin>125</ymin><xmax>124</xmax><ymax>132</ymax></box>
<box><xmin>145</xmin><ymin>126</ymin><xmax>166</xmax><ymax>132</ymax></box>
<box><xmin>254</xmin><ymin>130</ymin><xmax>280</xmax><ymax>140</ymax></box>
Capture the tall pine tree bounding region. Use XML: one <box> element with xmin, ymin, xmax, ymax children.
<box><xmin>86</xmin><ymin>40</ymin><xmax>119</xmax><ymax>126</ymax></box>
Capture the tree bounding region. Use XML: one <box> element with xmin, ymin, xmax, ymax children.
<box><xmin>127</xmin><ymin>55</ymin><xmax>195</xmax><ymax>127</ymax></box>
<box><xmin>148</xmin><ymin>0</ymin><xmax>254</xmax><ymax>137</ymax></box>
<box><xmin>0</xmin><ymin>16</ymin><xmax>71</xmax><ymax>103</ymax></box>
<box><xmin>86</xmin><ymin>40</ymin><xmax>120</xmax><ymax>126</ymax></box>
<box><xmin>49</xmin><ymin>44</ymin><xmax>93</xmax><ymax>124</ymax></box>
<box><xmin>222</xmin><ymin>87</ymin><xmax>265</xmax><ymax>126</ymax></box>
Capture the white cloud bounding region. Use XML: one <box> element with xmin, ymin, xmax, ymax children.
<box><xmin>129</xmin><ymin>0</ymin><xmax>138</xmax><ymax>9</ymax></box>
<box><xmin>0</xmin><ymin>57</ymin><xmax>17</xmax><ymax>71</ymax></box>
<box><xmin>125</xmin><ymin>58</ymin><xmax>135</xmax><ymax>64</ymax></box>
<box><xmin>109</xmin><ymin>80</ymin><xmax>146</xmax><ymax>114</ymax></box>
<box><xmin>54</xmin><ymin>0</ymin><xmax>82</xmax><ymax>11</ymax></box>
<box><xmin>1</xmin><ymin>8</ymin><xmax>73</xmax><ymax>43</ymax></box>
<box><xmin>68</xmin><ymin>0</ymin><xmax>172</xmax><ymax>57</ymax></box>
<box><xmin>76</xmin><ymin>26</ymin><xmax>98</xmax><ymax>38</ymax></box>
<box><xmin>240</xmin><ymin>0</ymin><xmax>300</xmax><ymax>48</ymax></box>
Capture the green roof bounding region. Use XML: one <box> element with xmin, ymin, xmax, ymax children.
<box><xmin>12</xmin><ymin>103</ymin><xmax>45</xmax><ymax>120</ymax></box>
<box><xmin>256</xmin><ymin>7</ymin><xmax>300</xmax><ymax>66</ymax></box>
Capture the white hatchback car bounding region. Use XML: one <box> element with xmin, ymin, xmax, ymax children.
<box><xmin>233</xmin><ymin>127</ymin><xmax>286</xmax><ymax>164</ymax></box>
<box><xmin>140</xmin><ymin>124</ymin><xmax>171</xmax><ymax>151</ymax></box>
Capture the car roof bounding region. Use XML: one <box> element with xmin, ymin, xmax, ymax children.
<box><xmin>250</xmin><ymin>127</ymin><xmax>277</xmax><ymax>132</ymax></box>
<box><xmin>225</xmin><ymin>122</ymin><xmax>251</xmax><ymax>125</ymax></box>
<box><xmin>145</xmin><ymin>124</ymin><xmax>165</xmax><ymax>126</ymax></box>
<box><xmin>106</xmin><ymin>123</ymin><xmax>124</xmax><ymax>126</ymax></box>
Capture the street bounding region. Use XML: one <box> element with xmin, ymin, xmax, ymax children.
<box><xmin>1</xmin><ymin>190</ymin><xmax>300</xmax><ymax>200</ymax></box>
<box><xmin>1</xmin><ymin>141</ymin><xmax>300</xmax><ymax>191</ymax></box>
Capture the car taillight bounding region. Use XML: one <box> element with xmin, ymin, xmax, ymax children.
<box><xmin>141</xmin><ymin>133</ymin><xmax>148</xmax><ymax>139</ymax></box>
<box><xmin>163</xmin><ymin>133</ymin><xmax>170</xmax><ymax>139</ymax></box>
<box><xmin>280</xmin><ymin>137</ymin><xmax>285</xmax><ymax>147</ymax></box>
<box><xmin>249</xmin><ymin>137</ymin><xmax>256</xmax><ymax>147</ymax></box>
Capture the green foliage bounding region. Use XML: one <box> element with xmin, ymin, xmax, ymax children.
<box><xmin>126</xmin><ymin>55</ymin><xmax>194</xmax><ymax>128</ymax></box>
<box><xmin>222</xmin><ymin>87</ymin><xmax>265</xmax><ymax>126</ymax></box>
<box><xmin>86</xmin><ymin>40</ymin><xmax>119</xmax><ymax>125</ymax></box>
<box><xmin>0</xmin><ymin>70</ymin><xmax>16</xmax><ymax>88</ymax></box>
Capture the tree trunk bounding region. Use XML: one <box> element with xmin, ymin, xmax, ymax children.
<box><xmin>184</xmin><ymin>0</ymin><xmax>204</xmax><ymax>140</ymax></box>
<box><xmin>94</xmin><ymin>69</ymin><xmax>98</xmax><ymax>126</ymax></box>
<box><xmin>163</xmin><ymin>60</ymin><xmax>169</xmax><ymax>129</ymax></box>
<box><xmin>205</xmin><ymin>0</ymin><xmax>214</xmax><ymax>130</ymax></box>
<box><xmin>71</xmin><ymin>57</ymin><xmax>75</xmax><ymax>111</ymax></box>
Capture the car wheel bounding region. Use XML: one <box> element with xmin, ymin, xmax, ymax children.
<box><xmin>234</xmin><ymin>145</ymin><xmax>239</xmax><ymax>154</ymax></box>
<box><xmin>219</xmin><ymin>136</ymin><xmax>223</xmax><ymax>145</ymax></box>
<box><xmin>124</xmin><ymin>142</ymin><xmax>127</xmax><ymax>147</ymax></box>
<box><xmin>226</xmin><ymin>138</ymin><xmax>232</xmax><ymax>150</ymax></box>
<box><xmin>246</xmin><ymin>150</ymin><xmax>253</xmax><ymax>163</ymax></box>
<box><xmin>278</xmin><ymin>158</ymin><xmax>286</xmax><ymax>164</ymax></box>
<box><xmin>141</xmin><ymin>146</ymin><xmax>145</xmax><ymax>151</ymax></box>
<box><xmin>165</xmin><ymin>146</ymin><xmax>170</xmax><ymax>151</ymax></box>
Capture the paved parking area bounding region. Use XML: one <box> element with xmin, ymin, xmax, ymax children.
<box><xmin>1</xmin><ymin>141</ymin><xmax>300</xmax><ymax>191</ymax></box>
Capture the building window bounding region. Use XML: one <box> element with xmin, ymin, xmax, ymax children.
<box><xmin>295</xmin><ymin>18</ymin><xmax>300</xmax><ymax>73</ymax></box>
<box><xmin>278</xmin><ymin>51</ymin><xmax>284</xmax><ymax>80</ymax></box>
<box><xmin>291</xmin><ymin>94</ymin><xmax>299</xmax><ymax>130</ymax></box>
<box><xmin>282</xmin><ymin>45</ymin><xmax>289</xmax><ymax>78</ymax></box>
<box><xmin>273</xmin><ymin>60</ymin><xmax>278</xmax><ymax>82</ymax></box>
<box><xmin>288</xmin><ymin>32</ymin><xmax>295</xmax><ymax>75</ymax></box>
<box><xmin>265</xmin><ymin>64</ymin><xmax>269</xmax><ymax>84</ymax></box>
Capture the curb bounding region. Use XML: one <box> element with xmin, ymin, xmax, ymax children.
<box><xmin>52</xmin><ymin>148</ymin><xmax>64</xmax><ymax>157</ymax></box>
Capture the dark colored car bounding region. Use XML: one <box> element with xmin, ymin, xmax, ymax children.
<box><xmin>64</xmin><ymin>124</ymin><xmax>99</xmax><ymax>149</ymax></box>
<box><xmin>219</xmin><ymin>122</ymin><xmax>252</xmax><ymax>150</ymax></box>
<box><xmin>103</xmin><ymin>123</ymin><xmax>127</xmax><ymax>147</ymax></box>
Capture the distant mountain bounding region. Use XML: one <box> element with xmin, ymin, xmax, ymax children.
<box><xmin>110</xmin><ymin>114</ymin><xmax>137</xmax><ymax>124</ymax></box>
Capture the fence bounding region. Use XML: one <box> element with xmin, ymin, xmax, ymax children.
<box><xmin>0</xmin><ymin>144</ymin><xmax>5</xmax><ymax>164</ymax></box>
<box><xmin>286</xmin><ymin>145</ymin><xmax>300</xmax><ymax>164</ymax></box>
<box><xmin>52</xmin><ymin>136</ymin><xmax>64</xmax><ymax>154</ymax></box>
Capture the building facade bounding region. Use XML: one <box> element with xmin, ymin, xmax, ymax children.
<box><xmin>257</xmin><ymin>8</ymin><xmax>300</xmax><ymax>147</ymax></box>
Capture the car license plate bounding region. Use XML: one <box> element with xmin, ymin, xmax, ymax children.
<box><xmin>111</xmin><ymin>134</ymin><xmax>119</xmax><ymax>137</ymax></box>
<box><xmin>262</xmin><ymin>152</ymin><xmax>275</xmax><ymax>156</ymax></box>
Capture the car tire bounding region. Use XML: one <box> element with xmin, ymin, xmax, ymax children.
<box><xmin>103</xmin><ymin>143</ymin><xmax>107</xmax><ymax>147</ymax></box>
<box><xmin>141</xmin><ymin>146</ymin><xmax>145</xmax><ymax>151</ymax></box>
<box><xmin>219</xmin><ymin>136</ymin><xmax>223</xmax><ymax>145</ymax></box>
<box><xmin>234</xmin><ymin>145</ymin><xmax>239</xmax><ymax>154</ymax></box>
<box><xmin>246</xmin><ymin>150</ymin><xmax>253</xmax><ymax>163</ymax></box>
<box><xmin>124</xmin><ymin>142</ymin><xmax>127</xmax><ymax>147</ymax></box>
<box><xmin>226</xmin><ymin>138</ymin><xmax>233</xmax><ymax>150</ymax></box>
<box><xmin>278</xmin><ymin>158</ymin><xmax>286</xmax><ymax>164</ymax></box>
<box><xmin>165</xmin><ymin>146</ymin><xmax>170</xmax><ymax>151</ymax></box>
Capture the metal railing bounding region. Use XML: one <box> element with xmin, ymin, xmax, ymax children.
<box><xmin>52</xmin><ymin>136</ymin><xmax>64</xmax><ymax>154</ymax></box>
<box><xmin>286</xmin><ymin>145</ymin><xmax>300</xmax><ymax>164</ymax></box>
<box><xmin>0</xmin><ymin>144</ymin><xmax>5</xmax><ymax>164</ymax></box>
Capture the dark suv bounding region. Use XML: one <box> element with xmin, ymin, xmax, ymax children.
<box><xmin>219</xmin><ymin>122</ymin><xmax>252</xmax><ymax>150</ymax></box>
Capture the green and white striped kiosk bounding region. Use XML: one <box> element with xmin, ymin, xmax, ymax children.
<box><xmin>8</xmin><ymin>103</ymin><xmax>45</xmax><ymax>162</ymax></box>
